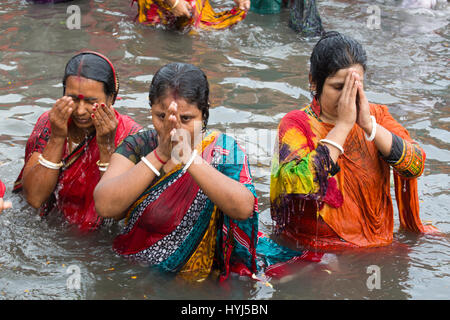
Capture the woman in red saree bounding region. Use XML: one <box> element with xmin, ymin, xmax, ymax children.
<box><xmin>14</xmin><ymin>52</ymin><xmax>142</xmax><ymax>231</ymax></box>
<box><xmin>270</xmin><ymin>32</ymin><xmax>439</xmax><ymax>250</ymax></box>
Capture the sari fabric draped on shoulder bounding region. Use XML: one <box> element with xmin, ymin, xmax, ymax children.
<box><xmin>14</xmin><ymin>110</ymin><xmax>142</xmax><ymax>231</ymax></box>
<box><xmin>134</xmin><ymin>0</ymin><xmax>246</xmax><ymax>31</ymax></box>
<box><xmin>113</xmin><ymin>130</ymin><xmax>308</xmax><ymax>281</ymax></box>
<box><xmin>270</xmin><ymin>99</ymin><xmax>437</xmax><ymax>249</ymax></box>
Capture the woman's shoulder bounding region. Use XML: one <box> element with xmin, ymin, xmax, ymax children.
<box><xmin>215</xmin><ymin>132</ymin><xmax>242</xmax><ymax>151</ymax></box>
<box><xmin>279</xmin><ymin>105</ymin><xmax>315</xmax><ymax>128</ymax></box>
<box><xmin>123</xmin><ymin>128</ymin><xmax>157</xmax><ymax>144</ymax></box>
<box><xmin>28</xmin><ymin>110</ymin><xmax>51</xmax><ymax>137</ymax></box>
<box><xmin>284</xmin><ymin>107</ymin><xmax>310</xmax><ymax>120</ymax></box>
<box><xmin>116</xmin><ymin>129</ymin><xmax>158</xmax><ymax>158</ymax></box>
<box><xmin>213</xmin><ymin>132</ymin><xmax>250</xmax><ymax>160</ymax></box>
<box><xmin>369</xmin><ymin>102</ymin><xmax>390</xmax><ymax>118</ymax></box>
<box><xmin>34</xmin><ymin>110</ymin><xmax>51</xmax><ymax>126</ymax></box>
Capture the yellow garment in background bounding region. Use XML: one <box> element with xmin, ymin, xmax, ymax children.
<box><xmin>136</xmin><ymin>0</ymin><xmax>247</xmax><ymax>31</ymax></box>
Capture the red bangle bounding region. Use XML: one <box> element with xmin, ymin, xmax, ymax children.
<box><xmin>153</xmin><ymin>149</ymin><xmax>167</xmax><ymax>165</ymax></box>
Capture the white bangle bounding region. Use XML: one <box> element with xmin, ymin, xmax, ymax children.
<box><xmin>96</xmin><ymin>160</ymin><xmax>109</xmax><ymax>172</ymax></box>
<box><xmin>170</xmin><ymin>0</ymin><xmax>179</xmax><ymax>9</ymax></box>
<box><xmin>141</xmin><ymin>156</ymin><xmax>160</xmax><ymax>177</ymax></box>
<box><xmin>38</xmin><ymin>154</ymin><xmax>63</xmax><ymax>170</ymax></box>
<box><xmin>320</xmin><ymin>139</ymin><xmax>344</xmax><ymax>155</ymax></box>
<box><xmin>182</xmin><ymin>149</ymin><xmax>198</xmax><ymax>173</ymax></box>
<box><xmin>364</xmin><ymin>116</ymin><xmax>377</xmax><ymax>141</ymax></box>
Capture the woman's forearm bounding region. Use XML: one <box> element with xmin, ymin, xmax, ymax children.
<box><xmin>187</xmin><ymin>155</ymin><xmax>255</xmax><ymax>220</ymax></box>
<box><xmin>22</xmin><ymin>137</ymin><xmax>66</xmax><ymax>208</ymax></box>
<box><xmin>367</xmin><ymin>123</ymin><xmax>393</xmax><ymax>157</ymax></box>
<box><xmin>323</xmin><ymin>122</ymin><xmax>352</xmax><ymax>162</ymax></box>
<box><xmin>94</xmin><ymin>153</ymin><xmax>162</xmax><ymax>220</ymax></box>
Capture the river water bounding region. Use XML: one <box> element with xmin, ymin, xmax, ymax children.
<box><xmin>0</xmin><ymin>0</ymin><xmax>448</xmax><ymax>300</ymax></box>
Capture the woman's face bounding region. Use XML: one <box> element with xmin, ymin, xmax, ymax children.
<box><xmin>64</xmin><ymin>75</ymin><xmax>111</xmax><ymax>130</ymax></box>
<box><xmin>151</xmin><ymin>93</ymin><xmax>204</xmax><ymax>147</ymax></box>
<box><xmin>313</xmin><ymin>64</ymin><xmax>365</xmax><ymax>121</ymax></box>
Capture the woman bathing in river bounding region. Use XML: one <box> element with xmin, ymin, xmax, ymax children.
<box><xmin>94</xmin><ymin>63</ymin><xmax>313</xmax><ymax>281</ymax></box>
<box><xmin>270</xmin><ymin>31</ymin><xmax>438</xmax><ymax>250</ymax></box>
<box><xmin>14</xmin><ymin>52</ymin><xmax>141</xmax><ymax>231</ymax></box>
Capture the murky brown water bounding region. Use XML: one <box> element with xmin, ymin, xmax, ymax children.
<box><xmin>0</xmin><ymin>0</ymin><xmax>448</xmax><ymax>300</ymax></box>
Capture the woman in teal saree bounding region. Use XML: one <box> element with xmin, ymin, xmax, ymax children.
<box><xmin>94</xmin><ymin>63</ymin><xmax>312</xmax><ymax>282</ymax></box>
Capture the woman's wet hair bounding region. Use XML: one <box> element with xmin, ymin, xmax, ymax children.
<box><xmin>310</xmin><ymin>31</ymin><xmax>367</xmax><ymax>97</ymax></box>
<box><xmin>149</xmin><ymin>63</ymin><xmax>210</xmax><ymax>131</ymax></box>
<box><xmin>63</xmin><ymin>52</ymin><xmax>119</xmax><ymax>103</ymax></box>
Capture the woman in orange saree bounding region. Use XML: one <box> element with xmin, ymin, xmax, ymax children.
<box><xmin>270</xmin><ymin>32</ymin><xmax>439</xmax><ymax>251</ymax></box>
<box><xmin>133</xmin><ymin>0</ymin><xmax>249</xmax><ymax>31</ymax></box>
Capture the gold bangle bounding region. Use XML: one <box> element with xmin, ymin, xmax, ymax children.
<box><xmin>170</xmin><ymin>0</ymin><xmax>180</xmax><ymax>9</ymax></box>
<box><xmin>96</xmin><ymin>160</ymin><xmax>109</xmax><ymax>168</ymax></box>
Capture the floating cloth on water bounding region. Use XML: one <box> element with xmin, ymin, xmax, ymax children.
<box><xmin>289</xmin><ymin>0</ymin><xmax>324</xmax><ymax>37</ymax></box>
<box><xmin>134</xmin><ymin>0</ymin><xmax>247</xmax><ymax>31</ymax></box>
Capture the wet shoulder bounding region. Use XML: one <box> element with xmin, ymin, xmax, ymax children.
<box><xmin>369</xmin><ymin>103</ymin><xmax>390</xmax><ymax>120</ymax></box>
<box><xmin>281</xmin><ymin>105</ymin><xmax>315</xmax><ymax>127</ymax></box>
<box><xmin>214</xmin><ymin>133</ymin><xmax>248</xmax><ymax>157</ymax></box>
<box><xmin>115</xmin><ymin>129</ymin><xmax>158</xmax><ymax>163</ymax></box>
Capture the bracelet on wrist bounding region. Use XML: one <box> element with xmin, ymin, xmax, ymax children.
<box><xmin>154</xmin><ymin>149</ymin><xmax>168</xmax><ymax>165</ymax></box>
<box><xmin>364</xmin><ymin>116</ymin><xmax>377</xmax><ymax>141</ymax></box>
<box><xmin>38</xmin><ymin>154</ymin><xmax>64</xmax><ymax>170</ymax></box>
<box><xmin>182</xmin><ymin>149</ymin><xmax>198</xmax><ymax>173</ymax></box>
<box><xmin>141</xmin><ymin>156</ymin><xmax>160</xmax><ymax>177</ymax></box>
<box><xmin>96</xmin><ymin>160</ymin><xmax>109</xmax><ymax>172</ymax></box>
<box><xmin>170</xmin><ymin>0</ymin><xmax>179</xmax><ymax>9</ymax></box>
<box><xmin>319</xmin><ymin>139</ymin><xmax>344</xmax><ymax>155</ymax></box>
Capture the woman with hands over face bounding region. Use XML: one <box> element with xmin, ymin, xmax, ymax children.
<box><xmin>270</xmin><ymin>31</ymin><xmax>438</xmax><ymax>250</ymax></box>
<box><xmin>14</xmin><ymin>52</ymin><xmax>142</xmax><ymax>231</ymax></box>
<box><xmin>94</xmin><ymin>63</ymin><xmax>310</xmax><ymax>281</ymax></box>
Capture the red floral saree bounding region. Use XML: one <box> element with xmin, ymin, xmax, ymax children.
<box><xmin>14</xmin><ymin>109</ymin><xmax>142</xmax><ymax>231</ymax></box>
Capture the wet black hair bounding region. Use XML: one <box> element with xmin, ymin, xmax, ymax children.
<box><xmin>149</xmin><ymin>63</ymin><xmax>210</xmax><ymax>131</ymax></box>
<box><xmin>62</xmin><ymin>51</ymin><xmax>119</xmax><ymax>104</ymax></box>
<box><xmin>309</xmin><ymin>31</ymin><xmax>367</xmax><ymax>98</ymax></box>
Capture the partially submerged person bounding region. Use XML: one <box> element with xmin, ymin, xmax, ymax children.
<box><xmin>94</xmin><ymin>63</ymin><xmax>309</xmax><ymax>282</ymax></box>
<box><xmin>0</xmin><ymin>179</ymin><xmax>12</xmax><ymax>214</ymax></box>
<box><xmin>270</xmin><ymin>31</ymin><xmax>438</xmax><ymax>250</ymax></box>
<box><xmin>250</xmin><ymin>0</ymin><xmax>324</xmax><ymax>37</ymax></box>
<box><xmin>14</xmin><ymin>52</ymin><xmax>142</xmax><ymax>231</ymax></box>
<box><xmin>134</xmin><ymin>0</ymin><xmax>250</xmax><ymax>31</ymax></box>
<box><xmin>289</xmin><ymin>0</ymin><xmax>324</xmax><ymax>36</ymax></box>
